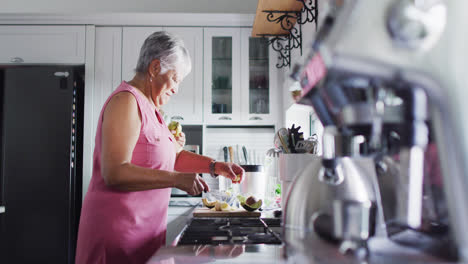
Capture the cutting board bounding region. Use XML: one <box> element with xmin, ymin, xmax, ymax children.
<box><xmin>193</xmin><ymin>208</ymin><xmax>261</xmax><ymax>217</ymax></box>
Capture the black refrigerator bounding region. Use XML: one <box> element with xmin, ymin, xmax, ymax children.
<box><xmin>0</xmin><ymin>65</ymin><xmax>84</xmax><ymax>264</ymax></box>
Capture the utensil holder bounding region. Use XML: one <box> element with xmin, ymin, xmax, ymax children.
<box><xmin>279</xmin><ymin>153</ymin><xmax>318</xmax><ymax>209</ymax></box>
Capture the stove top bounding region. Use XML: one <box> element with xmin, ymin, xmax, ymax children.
<box><xmin>177</xmin><ymin>218</ymin><xmax>283</xmax><ymax>246</ymax></box>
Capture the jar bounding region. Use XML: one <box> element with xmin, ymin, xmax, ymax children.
<box><xmin>240</xmin><ymin>165</ymin><xmax>265</xmax><ymax>200</ymax></box>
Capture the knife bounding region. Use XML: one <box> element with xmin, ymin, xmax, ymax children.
<box><xmin>223</xmin><ymin>146</ymin><xmax>228</xmax><ymax>162</ymax></box>
<box><xmin>228</xmin><ymin>146</ymin><xmax>234</xmax><ymax>163</ymax></box>
<box><xmin>277</xmin><ymin>128</ymin><xmax>290</xmax><ymax>153</ymax></box>
<box><xmin>242</xmin><ymin>146</ymin><xmax>248</xmax><ymax>165</ymax></box>
<box><xmin>236</xmin><ymin>145</ymin><xmax>242</xmax><ymax>164</ymax></box>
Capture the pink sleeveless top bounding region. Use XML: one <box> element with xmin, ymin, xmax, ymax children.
<box><xmin>75</xmin><ymin>81</ymin><xmax>177</xmax><ymax>264</ymax></box>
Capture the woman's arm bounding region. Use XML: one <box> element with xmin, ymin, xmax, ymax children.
<box><xmin>100</xmin><ymin>92</ymin><xmax>208</xmax><ymax>194</ymax></box>
<box><xmin>174</xmin><ymin>150</ymin><xmax>245</xmax><ymax>183</ymax></box>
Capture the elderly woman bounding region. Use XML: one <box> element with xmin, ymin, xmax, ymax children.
<box><xmin>75</xmin><ymin>31</ymin><xmax>244</xmax><ymax>264</ymax></box>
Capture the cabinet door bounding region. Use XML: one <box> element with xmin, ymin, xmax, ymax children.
<box><xmin>161</xmin><ymin>27</ymin><xmax>203</xmax><ymax>124</ymax></box>
<box><xmin>0</xmin><ymin>26</ymin><xmax>85</xmax><ymax>64</ymax></box>
<box><xmin>204</xmin><ymin>28</ymin><xmax>241</xmax><ymax>124</ymax></box>
<box><xmin>93</xmin><ymin>27</ymin><xmax>122</xmax><ymax>139</ymax></box>
<box><xmin>122</xmin><ymin>27</ymin><xmax>163</xmax><ymax>82</ymax></box>
<box><xmin>240</xmin><ymin>28</ymin><xmax>277</xmax><ymax>125</ymax></box>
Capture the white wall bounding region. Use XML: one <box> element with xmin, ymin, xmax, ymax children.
<box><xmin>0</xmin><ymin>0</ymin><xmax>257</xmax><ymax>13</ymax></box>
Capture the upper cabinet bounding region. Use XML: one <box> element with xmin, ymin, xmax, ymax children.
<box><xmin>122</xmin><ymin>27</ymin><xmax>203</xmax><ymax>124</ymax></box>
<box><xmin>240</xmin><ymin>28</ymin><xmax>277</xmax><ymax>125</ymax></box>
<box><xmin>204</xmin><ymin>27</ymin><xmax>278</xmax><ymax>125</ymax></box>
<box><xmin>96</xmin><ymin>25</ymin><xmax>278</xmax><ymax>126</ymax></box>
<box><xmin>161</xmin><ymin>27</ymin><xmax>203</xmax><ymax>124</ymax></box>
<box><xmin>203</xmin><ymin>28</ymin><xmax>241</xmax><ymax>124</ymax></box>
<box><xmin>0</xmin><ymin>26</ymin><xmax>85</xmax><ymax>64</ymax></box>
<box><xmin>94</xmin><ymin>27</ymin><xmax>123</xmax><ymax>138</ymax></box>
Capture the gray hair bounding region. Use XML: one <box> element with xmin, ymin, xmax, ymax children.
<box><xmin>135</xmin><ymin>31</ymin><xmax>191</xmax><ymax>78</ymax></box>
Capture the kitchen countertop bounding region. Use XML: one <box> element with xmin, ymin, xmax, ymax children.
<box><xmin>169</xmin><ymin>197</ymin><xmax>202</xmax><ymax>207</ymax></box>
<box><xmin>150</xmin><ymin>212</ymin><xmax>458</xmax><ymax>264</ymax></box>
<box><xmin>157</xmin><ymin>201</ymin><xmax>456</xmax><ymax>264</ymax></box>
<box><xmin>147</xmin><ymin>244</ymin><xmax>286</xmax><ymax>264</ymax></box>
<box><xmin>148</xmin><ymin>237</ymin><xmax>456</xmax><ymax>264</ymax></box>
<box><xmin>150</xmin><ymin>205</ymin><xmax>285</xmax><ymax>264</ymax></box>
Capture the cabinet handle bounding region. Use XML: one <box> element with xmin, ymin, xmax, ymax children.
<box><xmin>10</xmin><ymin>57</ymin><xmax>24</xmax><ymax>63</ymax></box>
<box><xmin>0</xmin><ymin>206</ymin><xmax>5</xmax><ymax>214</ymax></box>
<box><xmin>218</xmin><ymin>116</ymin><xmax>232</xmax><ymax>120</ymax></box>
<box><xmin>249</xmin><ymin>116</ymin><xmax>263</xmax><ymax>121</ymax></box>
<box><xmin>171</xmin><ymin>116</ymin><xmax>184</xmax><ymax>121</ymax></box>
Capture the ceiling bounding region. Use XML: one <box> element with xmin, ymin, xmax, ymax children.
<box><xmin>1</xmin><ymin>0</ymin><xmax>258</xmax><ymax>13</ymax></box>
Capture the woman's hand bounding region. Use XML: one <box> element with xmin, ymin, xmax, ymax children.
<box><xmin>174</xmin><ymin>131</ymin><xmax>186</xmax><ymax>148</ymax></box>
<box><xmin>174</xmin><ymin>172</ymin><xmax>210</xmax><ymax>195</ymax></box>
<box><xmin>172</xmin><ymin>131</ymin><xmax>186</xmax><ymax>153</ymax></box>
<box><xmin>214</xmin><ymin>162</ymin><xmax>245</xmax><ymax>184</ymax></box>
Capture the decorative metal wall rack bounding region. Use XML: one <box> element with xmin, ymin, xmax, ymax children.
<box><xmin>256</xmin><ymin>0</ymin><xmax>318</xmax><ymax>68</ymax></box>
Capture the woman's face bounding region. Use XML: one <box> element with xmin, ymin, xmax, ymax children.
<box><xmin>152</xmin><ymin>68</ymin><xmax>181</xmax><ymax>108</ymax></box>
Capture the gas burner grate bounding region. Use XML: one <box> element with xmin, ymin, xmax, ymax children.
<box><xmin>177</xmin><ymin>218</ymin><xmax>282</xmax><ymax>246</ymax></box>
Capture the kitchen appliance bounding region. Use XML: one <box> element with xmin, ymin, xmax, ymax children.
<box><xmin>0</xmin><ymin>65</ymin><xmax>84</xmax><ymax>264</ymax></box>
<box><xmin>239</xmin><ymin>165</ymin><xmax>265</xmax><ymax>200</ymax></box>
<box><xmin>284</xmin><ymin>0</ymin><xmax>468</xmax><ymax>262</ymax></box>
<box><xmin>192</xmin><ymin>208</ymin><xmax>261</xmax><ymax>218</ymax></box>
<box><xmin>176</xmin><ymin>218</ymin><xmax>282</xmax><ymax>246</ymax></box>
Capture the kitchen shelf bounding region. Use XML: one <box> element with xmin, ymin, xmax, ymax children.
<box><xmin>251</xmin><ymin>0</ymin><xmax>303</xmax><ymax>37</ymax></box>
<box><xmin>251</xmin><ymin>0</ymin><xmax>318</xmax><ymax>68</ymax></box>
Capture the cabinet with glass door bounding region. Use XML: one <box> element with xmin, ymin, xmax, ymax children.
<box><xmin>203</xmin><ymin>28</ymin><xmax>241</xmax><ymax>124</ymax></box>
<box><xmin>240</xmin><ymin>28</ymin><xmax>277</xmax><ymax>125</ymax></box>
<box><xmin>204</xmin><ymin>27</ymin><xmax>278</xmax><ymax>125</ymax></box>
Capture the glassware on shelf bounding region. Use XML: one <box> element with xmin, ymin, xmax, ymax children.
<box><xmin>248</xmin><ymin>37</ymin><xmax>270</xmax><ymax>115</ymax></box>
<box><xmin>212</xmin><ymin>36</ymin><xmax>233</xmax><ymax>114</ymax></box>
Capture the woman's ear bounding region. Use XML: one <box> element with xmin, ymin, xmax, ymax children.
<box><xmin>148</xmin><ymin>59</ymin><xmax>161</xmax><ymax>77</ymax></box>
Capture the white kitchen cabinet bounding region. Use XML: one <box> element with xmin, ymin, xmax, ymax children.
<box><xmin>93</xmin><ymin>27</ymin><xmax>123</xmax><ymax>137</ymax></box>
<box><xmin>204</xmin><ymin>27</ymin><xmax>279</xmax><ymax>125</ymax></box>
<box><xmin>122</xmin><ymin>27</ymin><xmax>163</xmax><ymax>82</ymax></box>
<box><xmin>0</xmin><ymin>26</ymin><xmax>85</xmax><ymax>64</ymax></box>
<box><xmin>161</xmin><ymin>27</ymin><xmax>203</xmax><ymax>124</ymax></box>
<box><xmin>240</xmin><ymin>28</ymin><xmax>278</xmax><ymax>125</ymax></box>
<box><xmin>203</xmin><ymin>27</ymin><xmax>242</xmax><ymax>124</ymax></box>
<box><xmin>122</xmin><ymin>27</ymin><xmax>203</xmax><ymax>124</ymax></box>
<box><xmin>81</xmin><ymin>26</ymin><xmax>123</xmax><ymax>197</ymax></box>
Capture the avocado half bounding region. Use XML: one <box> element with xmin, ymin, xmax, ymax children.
<box><xmin>241</xmin><ymin>199</ymin><xmax>263</xmax><ymax>212</ymax></box>
<box><xmin>202</xmin><ymin>198</ymin><xmax>216</xmax><ymax>209</ymax></box>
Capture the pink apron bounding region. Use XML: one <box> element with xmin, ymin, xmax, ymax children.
<box><xmin>75</xmin><ymin>81</ymin><xmax>177</xmax><ymax>264</ymax></box>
